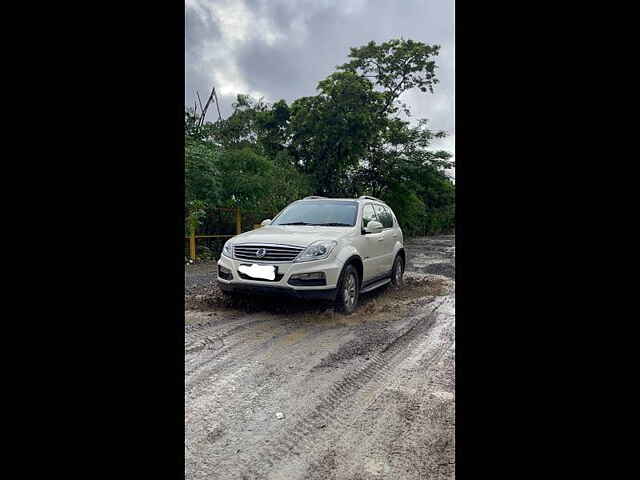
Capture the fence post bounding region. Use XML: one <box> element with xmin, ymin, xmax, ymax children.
<box><xmin>189</xmin><ymin>230</ymin><xmax>196</xmax><ymax>260</ymax></box>
<box><xmin>235</xmin><ymin>207</ymin><xmax>241</xmax><ymax>235</ymax></box>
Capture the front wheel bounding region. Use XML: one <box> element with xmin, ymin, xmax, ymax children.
<box><xmin>391</xmin><ymin>255</ymin><xmax>404</xmax><ymax>288</ymax></box>
<box><xmin>335</xmin><ymin>264</ymin><xmax>359</xmax><ymax>314</ymax></box>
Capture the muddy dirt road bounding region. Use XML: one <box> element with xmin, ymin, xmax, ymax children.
<box><xmin>185</xmin><ymin>236</ymin><xmax>455</xmax><ymax>479</ymax></box>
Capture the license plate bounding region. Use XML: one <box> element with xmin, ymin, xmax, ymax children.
<box><xmin>238</xmin><ymin>264</ymin><xmax>276</xmax><ymax>280</ymax></box>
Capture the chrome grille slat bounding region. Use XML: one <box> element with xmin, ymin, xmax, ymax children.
<box><xmin>236</xmin><ymin>252</ymin><xmax>300</xmax><ymax>255</ymax></box>
<box><xmin>234</xmin><ymin>251</ymin><xmax>301</xmax><ymax>255</ymax></box>
<box><xmin>236</xmin><ymin>254</ymin><xmax>298</xmax><ymax>256</ymax></box>
<box><xmin>237</xmin><ymin>256</ymin><xmax>295</xmax><ymax>258</ymax></box>
<box><xmin>235</xmin><ymin>246</ymin><xmax>302</xmax><ymax>248</ymax></box>
<box><xmin>235</xmin><ymin>247</ymin><xmax>301</xmax><ymax>251</ymax></box>
<box><xmin>233</xmin><ymin>244</ymin><xmax>304</xmax><ymax>262</ymax></box>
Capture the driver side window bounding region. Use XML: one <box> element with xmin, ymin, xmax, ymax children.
<box><xmin>362</xmin><ymin>204</ymin><xmax>377</xmax><ymax>229</ymax></box>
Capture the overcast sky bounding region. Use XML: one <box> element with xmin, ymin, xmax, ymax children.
<box><xmin>185</xmin><ymin>0</ymin><xmax>455</xmax><ymax>167</ymax></box>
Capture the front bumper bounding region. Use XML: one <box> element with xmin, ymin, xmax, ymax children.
<box><xmin>218</xmin><ymin>281</ymin><xmax>337</xmax><ymax>301</ymax></box>
<box><xmin>217</xmin><ymin>254</ymin><xmax>341</xmax><ymax>301</ymax></box>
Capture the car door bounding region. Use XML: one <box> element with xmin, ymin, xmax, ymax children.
<box><xmin>360</xmin><ymin>203</ymin><xmax>385</xmax><ymax>281</ymax></box>
<box><xmin>373</xmin><ymin>204</ymin><xmax>396</xmax><ymax>276</ymax></box>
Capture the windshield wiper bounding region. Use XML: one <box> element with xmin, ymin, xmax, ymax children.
<box><xmin>312</xmin><ymin>222</ymin><xmax>352</xmax><ymax>226</ymax></box>
<box><xmin>278</xmin><ymin>222</ymin><xmax>313</xmax><ymax>225</ymax></box>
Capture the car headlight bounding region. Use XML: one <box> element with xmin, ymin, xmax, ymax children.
<box><xmin>222</xmin><ymin>241</ymin><xmax>234</xmax><ymax>258</ymax></box>
<box><xmin>294</xmin><ymin>240</ymin><xmax>337</xmax><ymax>263</ymax></box>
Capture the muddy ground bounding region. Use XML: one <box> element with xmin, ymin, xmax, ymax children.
<box><xmin>185</xmin><ymin>235</ymin><xmax>455</xmax><ymax>479</ymax></box>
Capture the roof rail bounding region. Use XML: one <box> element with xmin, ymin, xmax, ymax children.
<box><xmin>358</xmin><ymin>195</ymin><xmax>386</xmax><ymax>204</ymax></box>
<box><xmin>303</xmin><ymin>195</ymin><xmax>327</xmax><ymax>200</ymax></box>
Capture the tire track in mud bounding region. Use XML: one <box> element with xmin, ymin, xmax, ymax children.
<box><xmin>185</xmin><ymin>313</ymin><xmax>275</xmax><ymax>352</ymax></box>
<box><xmin>308</xmin><ymin>340</ymin><xmax>454</xmax><ymax>480</ymax></box>
<box><xmin>301</xmin><ymin>340</ymin><xmax>455</xmax><ymax>480</ymax></box>
<box><xmin>185</xmin><ymin>305</ymin><xmax>335</xmax><ymax>360</ymax></box>
<box><xmin>367</xmin><ymin>298</ymin><xmax>454</xmax><ymax>480</ymax></box>
<box><xmin>185</xmin><ymin>281</ymin><xmax>454</xmax><ymax>480</ymax></box>
<box><xmin>383</xmin><ymin>348</ymin><xmax>456</xmax><ymax>479</ymax></box>
<box><xmin>185</xmin><ymin>315</ymin><xmax>360</xmax><ymax>475</ymax></box>
<box><xmin>185</xmin><ymin>304</ymin><xmax>363</xmax><ymax>391</ymax></box>
<box><xmin>185</xmin><ymin>313</ymin><xmax>292</xmax><ymax>378</ymax></box>
<box><xmin>185</xmin><ymin>319</ymin><xmax>292</xmax><ymax>398</ymax></box>
<box><xmin>228</xmin><ymin>296</ymin><xmax>452</xmax><ymax>480</ymax></box>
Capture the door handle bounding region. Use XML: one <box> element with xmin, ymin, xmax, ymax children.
<box><xmin>377</xmin><ymin>236</ymin><xmax>384</xmax><ymax>242</ymax></box>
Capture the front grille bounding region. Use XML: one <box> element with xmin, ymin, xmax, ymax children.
<box><xmin>233</xmin><ymin>244</ymin><xmax>305</xmax><ymax>262</ymax></box>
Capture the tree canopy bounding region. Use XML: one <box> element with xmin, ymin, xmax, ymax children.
<box><xmin>185</xmin><ymin>38</ymin><xmax>454</xmax><ymax>239</ymax></box>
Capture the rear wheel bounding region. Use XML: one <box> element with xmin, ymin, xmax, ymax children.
<box><xmin>391</xmin><ymin>255</ymin><xmax>404</xmax><ymax>288</ymax></box>
<box><xmin>335</xmin><ymin>264</ymin><xmax>359</xmax><ymax>314</ymax></box>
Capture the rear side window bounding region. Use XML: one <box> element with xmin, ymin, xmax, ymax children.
<box><xmin>362</xmin><ymin>204</ymin><xmax>377</xmax><ymax>229</ymax></box>
<box><xmin>374</xmin><ymin>205</ymin><xmax>394</xmax><ymax>229</ymax></box>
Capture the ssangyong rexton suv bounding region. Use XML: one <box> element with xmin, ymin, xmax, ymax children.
<box><xmin>217</xmin><ymin>196</ymin><xmax>405</xmax><ymax>314</ymax></box>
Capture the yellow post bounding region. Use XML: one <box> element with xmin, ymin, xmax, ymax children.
<box><xmin>235</xmin><ymin>207</ymin><xmax>241</xmax><ymax>235</ymax></box>
<box><xmin>189</xmin><ymin>231</ymin><xmax>196</xmax><ymax>260</ymax></box>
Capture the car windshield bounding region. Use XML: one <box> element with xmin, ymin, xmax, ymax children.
<box><xmin>272</xmin><ymin>200</ymin><xmax>359</xmax><ymax>227</ymax></box>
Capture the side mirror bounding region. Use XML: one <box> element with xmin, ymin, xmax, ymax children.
<box><xmin>365</xmin><ymin>220</ymin><xmax>383</xmax><ymax>234</ymax></box>
<box><xmin>260</xmin><ymin>219</ymin><xmax>272</xmax><ymax>227</ymax></box>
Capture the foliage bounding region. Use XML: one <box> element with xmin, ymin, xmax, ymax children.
<box><xmin>186</xmin><ymin>200</ymin><xmax>207</xmax><ymax>236</ymax></box>
<box><xmin>185</xmin><ymin>136</ymin><xmax>221</xmax><ymax>208</ymax></box>
<box><xmin>215</xmin><ymin>147</ymin><xmax>310</xmax><ymax>212</ymax></box>
<box><xmin>185</xmin><ymin>38</ymin><xmax>455</xmax><ymax>237</ymax></box>
<box><xmin>338</xmin><ymin>38</ymin><xmax>441</xmax><ymax>116</ymax></box>
<box><xmin>288</xmin><ymin>72</ymin><xmax>385</xmax><ymax>196</ymax></box>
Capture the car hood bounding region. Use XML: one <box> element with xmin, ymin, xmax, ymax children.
<box><xmin>230</xmin><ymin>225</ymin><xmax>353</xmax><ymax>247</ymax></box>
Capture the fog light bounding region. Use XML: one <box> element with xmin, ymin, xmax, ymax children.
<box><xmin>288</xmin><ymin>271</ymin><xmax>326</xmax><ymax>286</ymax></box>
<box><xmin>218</xmin><ymin>264</ymin><xmax>233</xmax><ymax>280</ymax></box>
<box><xmin>290</xmin><ymin>272</ymin><xmax>325</xmax><ymax>281</ymax></box>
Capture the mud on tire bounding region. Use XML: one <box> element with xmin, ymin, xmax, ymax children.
<box><xmin>391</xmin><ymin>254</ymin><xmax>405</xmax><ymax>288</ymax></box>
<box><xmin>335</xmin><ymin>264</ymin><xmax>360</xmax><ymax>315</ymax></box>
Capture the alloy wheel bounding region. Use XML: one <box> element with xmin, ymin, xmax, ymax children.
<box><xmin>393</xmin><ymin>258</ymin><xmax>404</xmax><ymax>286</ymax></box>
<box><xmin>344</xmin><ymin>272</ymin><xmax>357</xmax><ymax>308</ymax></box>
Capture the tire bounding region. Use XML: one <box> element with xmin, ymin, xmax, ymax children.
<box><xmin>390</xmin><ymin>255</ymin><xmax>404</xmax><ymax>288</ymax></box>
<box><xmin>335</xmin><ymin>264</ymin><xmax>360</xmax><ymax>315</ymax></box>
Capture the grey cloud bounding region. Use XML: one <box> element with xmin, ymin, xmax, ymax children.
<box><xmin>186</xmin><ymin>0</ymin><xmax>454</xmax><ymax>138</ymax></box>
<box><xmin>185</xmin><ymin>7</ymin><xmax>220</xmax><ymax>57</ymax></box>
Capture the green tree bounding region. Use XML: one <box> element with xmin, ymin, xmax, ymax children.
<box><xmin>338</xmin><ymin>38</ymin><xmax>441</xmax><ymax>116</ymax></box>
<box><xmin>185</xmin><ymin>135</ymin><xmax>221</xmax><ymax>208</ymax></box>
<box><xmin>337</xmin><ymin>38</ymin><xmax>454</xmax><ymax>234</ymax></box>
<box><xmin>288</xmin><ymin>71</ymin><xmax>385</xmax><ymax>195</ymax></box>
<box><xmin>185</xmin><ymin>37</ymin><xmax>455</xmax><ymax>238</ymax></box>
<box><xmin>215</xmin><ymin>147</ymin><xmax>309</xmax><ymax>212</ymax></box>
<box><xmin>211</xmin><ymin>95</ymin><xmax>291</xmax><ymax>159</ymax></box>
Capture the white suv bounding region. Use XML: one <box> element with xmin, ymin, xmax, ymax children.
<box><xmin>217</xmin><ymin>196</ymin><xmax>405</xmax><ymax>314</ymax></box>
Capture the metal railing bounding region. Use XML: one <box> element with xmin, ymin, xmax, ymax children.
<box><xmin>185</xmin><ymin>207</ymin><xmax>268</xmax><ymax>260</ymax></box>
